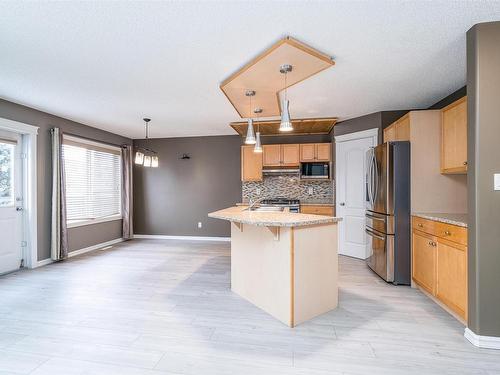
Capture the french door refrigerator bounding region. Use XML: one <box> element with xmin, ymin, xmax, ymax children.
<box><xmin>365</xmin><ymin>141</ymin><xmax>410</xmax><ymax>285</ymax></box>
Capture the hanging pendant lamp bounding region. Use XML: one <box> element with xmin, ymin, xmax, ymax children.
<box><xmin>244</xmin><ymin>90</ymin><xmax>256</xmax><ymax>144</ymax></box>
<box><xmin>135</xmin><ymin>118</ymin><xmax>159</xmax><ymax>167</ymax></box>
<box><xmin>253</xmin><ymin>108</ymin><xmax>263</xmax><ymax>153</ymax></box>
<box><xmin>279</xmin><ymin>64</ymin><xmax>293</xmax><ymax>132</ymax></box>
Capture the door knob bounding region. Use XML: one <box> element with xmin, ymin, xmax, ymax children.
<box><xmin>339</xmin><ymin>202</ymin><xmax>345</xmax><ymax>206</ymax></box>
<box><xmin>16</xmin><ymin>207</ymin><xmax>23</xmax><ymax>211</ymax></box>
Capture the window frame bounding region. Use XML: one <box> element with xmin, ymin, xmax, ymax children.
<box><xmin>63</xmin><ymin>135</ymin><xmax>122</xmax><ymax>228</ymax></box>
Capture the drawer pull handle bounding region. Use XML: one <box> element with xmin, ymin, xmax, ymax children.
<box><xmin>444</xmin><ymin>231</ymin><xmax>451</xmax><ymax>236</ymax></box>
<box><xmin>463</xmin><ymin>161</ymin><xmax>468</xmax><ymax>166</ymax></box>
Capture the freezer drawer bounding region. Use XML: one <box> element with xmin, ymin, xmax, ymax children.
<box><xmin>365</xmin><ymin>227</ymin><xmax>395</xmax><ymax>283</ymax></box>
<box><xmin>365</xmin><ymin>210</ymin><xmax>394</xmax><ymax>235</ymax></box>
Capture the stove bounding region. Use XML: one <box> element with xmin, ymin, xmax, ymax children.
<box><xmin>260</xmin><ymin>198</ymin><xmax>300</xmax><ymax>213</ymax></box>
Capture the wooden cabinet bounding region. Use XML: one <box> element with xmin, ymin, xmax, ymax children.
<box><xmin>263</xmin><ymin>145</ymin><xmax>282</xmax><ymax>166</ymax></box>
<box><xmin>300</xmin><ymin>205</ymin><xmax>334</xmax><ymax>216</ymax></box>
<box><xmin>411</xmin><ymin>216</ymin><xmax>467</xmax><ymax>320</ymax></box>
<box><xmin>412</xmin><ymin>230</ymin><xmax>437</xmax><ymax>295</ymax></box>
<box><xmin>263</xmin><ymin>144</ymin><xmax>300</xmax><ymax>167</ymax></box>
<box><xmin>281</xmin><ymin>144</ymin><xmax>300</xmax><ymax>166</ymax></box>
<box><xmin>383</xmin><ymin>113</ymin><xmax>410</xmax><ymax>142</ymax></box>
<box><xmin>441</xmin><ymin>97</ymin><xmax>467</xmax><ymax>174</ymax></box>
<box><xmin>299</xmin><ymin>143</ymin><xmax>331</xmax><ymax>162</ymax></box>
<box><xmin>436</xmin><ymin>238</ymin><xmax>467</xmax><ymax>319</ymax></box>
<box><xmin>241</xmin><ymin>145</ymin><xmax>262</xmax><ymax>182</ymax></box>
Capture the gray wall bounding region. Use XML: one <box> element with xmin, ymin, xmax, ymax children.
<box><xmin>466</xmin><ymin>22</ymin><xmax>500</xmax><ymax>337</ymax></box>
<box><xmin>133</xmin><ymin>135</ymin><xmax>242</xmax><ymax>237</ymax></box>
<box><xmin>0</xmin><ymin>99</ymin><xmax>131</xmax><ymax>261</ymax></box>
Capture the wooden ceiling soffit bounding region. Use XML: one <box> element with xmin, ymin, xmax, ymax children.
<box><xmin>221</xmin><ymin>37</ymin><xmax>334</xmax><ymax>118</ymax></box>
<box><xmin>230</xmin><ymin>118</ymin><xmax>338</xmax><ymax>137</ymax></box>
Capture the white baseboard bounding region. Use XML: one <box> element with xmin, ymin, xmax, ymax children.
<box><xmin>133</xmin><ymin>234</ymin><xmax>231</xmax><ymax>242</ymax></box>
<box><xmin>34</xmin><ymin>238</ymin><xmax>124</xmax><ymax>268</ymax></box>
<box><xmin>465</xmin><ymin>328</ymin><xmax>500</xmax><ymax>350</ymax></box>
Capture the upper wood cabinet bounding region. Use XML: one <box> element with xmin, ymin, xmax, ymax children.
<box><xmin>300</xmin><ymin>143</ymin><xmax>331</xmax><ymax>162</ymax></box>
<box><xmin>384</xmin><ymin>113</ymin><xmax>410</xmax><ymax>143</ymax></box>
<box><xmin>441</xmin><ymin>97</ymin><xmax>467</xmax><ymax>174</ymax></box>
<box><xmin>263</xmin><ymin>144</ymin><xmax>300</xmax><ymax>167</ymax></box>
<box><xmin>241</xmin><ymin>145</ymin><xmax>262</xmax><ymax>182</ymax></box>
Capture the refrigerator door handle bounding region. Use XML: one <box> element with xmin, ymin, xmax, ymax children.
<box><xmin>373</xmin><ymin>150</ymin><xmax>379</xmax><ymax>207</ymax></box>
<box><xmin>366</xmin><ymin>212</ymin><xmax>386</xmax><ymax>222</ymax></box>
<box><xmin>365</xmin><ymin>228</ymin><xmax>385</xmax><ymax>241</ymax></box>
<box><xmin>367</xmin><ymin>150</ymin><xmax>373</xmax><ymax>207</ymax></box>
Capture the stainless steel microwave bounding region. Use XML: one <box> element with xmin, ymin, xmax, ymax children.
<box><xmin>301</xmin><ymin>162</ymin><xmax>330</xmax><ymax>179</ymax></box>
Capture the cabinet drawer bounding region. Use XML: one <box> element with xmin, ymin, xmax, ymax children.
<box><xmin>412</xmin><ymin>217</ymin><xmax>437</xmax><ymax>236</ymax></box>
<box><xmin>301</xmin><ymin>205</ymin><xmax>334</xmax><ymax>216</ymax></box>
<box><xmin>435</xmin><ymin>222</ymin><xmax>467</xmax><ymax>246</ymax></box>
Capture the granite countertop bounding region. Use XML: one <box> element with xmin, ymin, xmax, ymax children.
<box><xmin>412</xmin><ymin>213</ymin><xmax>468</xmax><ymax>228</ymax></box>
<box><xmin>209</xmin><ymin>206</ymin><xmax>341</xmax><ymax>227</ymax></box>
<box><xmin>237</xmin><ymin>201</ymin><xmax>335</xmax><ymax>206</ymax></box>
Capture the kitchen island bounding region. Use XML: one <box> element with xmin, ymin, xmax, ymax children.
<box><xmin>208</xmin><ymin>206</ymin><xmax>341</xmax><ymax>327</ymax></box>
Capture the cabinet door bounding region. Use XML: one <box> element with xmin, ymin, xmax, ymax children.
<box><xmin>384</xmin><ymin>125</ymin><xmax>396</xmax><ymax>143</ymax></box>
<box><xmin>412</xmin><ymin>230</ymin><xmax>437</xmax><ymax>295</ymax></box>
<box><xmin>263</xmin><ymin>144</ymin><xmax>281</xmax><ymax>166</ymax></box>
<box><xmin>300</xmin><ymin>144</ymin><xmax>316</xmax><ymax>162</ymax></box>
<box><xmin>441</xmin><ymin>97</ymin><xmax>467</xmax><ymax>174</ymax></box>
<box><xmin>281</xmin><ymin>144</ymin><xmax>300</xmax><ymax>166</ymax></box>
<box><xmin>241</xmin><ymin>145</ymin><xmax>262</xmax><ymax>182</ymax></box>
<box><xmin>395</xmin><ymin>115</ymin><xmax>410</xmax><ymax>141</ymax></box>
<box><xmin>436</xmin><ymin>238</ymin><xmax>467</xmax><ymax>320</ymax></box>
<box><xmin>315</xmin><ymin>143</ymin><xmax>331</xmax><ymax>161</ymax></box>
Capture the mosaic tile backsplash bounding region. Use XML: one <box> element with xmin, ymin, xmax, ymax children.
<box><xmin>242</xmin><ymin>175</ymin><xmax>334</xmax><ymax>203</ymax></box>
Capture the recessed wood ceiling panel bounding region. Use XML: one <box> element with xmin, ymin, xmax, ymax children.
<box><xmin>230</xmin><ymin>118</ymin><xmax>337</xmax><ymax>137</ymax></box>
<box><xmin>221</xmin><ymin>37</ymin><xmax>334</xmax><ymax>118</ymax></box>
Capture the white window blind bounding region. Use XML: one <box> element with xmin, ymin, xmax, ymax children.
<box><xmin>62</xmin><ymin>136</ymin><xmax>122</xmax><ymax>222</ymax></box>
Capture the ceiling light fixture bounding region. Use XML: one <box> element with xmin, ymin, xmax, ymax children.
<box><xmin>135</xmin><ymin>118</ymin><xmax>159</xmax><ymax>168</ymax></box>
<box><xmin>279</xmin><ymin>64</ymin><xmax>293</xmax><ymax>132</ymax></box>
<box><xmin>244</xmin><ymin>90</ymin><xmax>256</xmax><ymax>144</ymax></box>
<box><xmin>253</xmin><ymin>108</ymin><xmax>263</xmax><ymax>153</ymax></box>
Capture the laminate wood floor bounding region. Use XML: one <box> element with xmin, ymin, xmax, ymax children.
<box><xmin>0</xmin><ymin>239</ymin><xmax>498</xmax><ymax>375</ymax></box>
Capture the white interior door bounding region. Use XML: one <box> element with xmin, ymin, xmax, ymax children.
<box><xmin>0</xmin><ymin>131</ymin><xmax>23</xmax><ymax>274</ymax></box>
<box><xmin>336</xmin><ymin>132</ymin><xmax>377</xmax><ymax>259</ymax></box>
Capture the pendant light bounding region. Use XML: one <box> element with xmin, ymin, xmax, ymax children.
<box><xmin>244</xmin><ymin>90</ymin><xmax>256</xmax><ymax>144</ymax></box>
<box><xmin>279</xmin><ymin>64</ymin><xmax>293</xmax><ymax>132</ymax></box>
<box><xmin>253</xmin><ymin>108</ymin><xmax>263</xmax><ymax>153</ymax></box>
<box><xmin>135</xmin><ymin>118</ymin><xmax>159</xmax><ymax>168</ymax></box>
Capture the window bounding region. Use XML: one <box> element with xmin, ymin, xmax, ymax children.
<box><xmin>62</xmin><ymin>136</ymin><xmax>121</xmax><ymax>227</ymax></box>
<box><xmin>0</xmin><ymin>140</ymin><xmax>15</xmax><ymax>207</ymax></box>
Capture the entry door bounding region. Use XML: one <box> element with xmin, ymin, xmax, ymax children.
<box><xmin>336</xmin><ymin>136</ymin><xmax>375</xmax><ymax>259</ymax></box>
<box><xmin>0</xmin><ymin>131</ymin><xmax>23</xmax><ymax>274</ymax></box>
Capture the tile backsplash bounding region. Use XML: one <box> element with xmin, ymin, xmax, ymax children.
<box><xmin>242</xmin><ymin>175</ymin><xmax>334</xmax><ymax>203</ymax></box>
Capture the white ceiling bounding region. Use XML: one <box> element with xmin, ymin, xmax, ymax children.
<box><xmin>1</xmin><ymin>1</ymin><xmax>500</xmax><ymax>139</ymax></box>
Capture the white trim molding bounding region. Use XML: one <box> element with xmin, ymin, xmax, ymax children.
<box><xmin>465</xmin><ymin>328</ymin><xmax>500</xmax><ymax>350</ymax></box>
<box><xmin>134</xmin><ymin>234</ymin><xmax>231</xmax><ymax>242</ymax></box>
<box><xmin>0</xmin><ymin>117</ymin><xmax>39</xmax><ymax>269</ymax></box>
<box><xmin>334</xmin><ymin>127</ymin><xmax>379</xmax><ymax>143</ymax></box>
<box><xmin>35</xmin><ymin>238</ymin><xmax>124</xmax><ymax>268</ymax></box>
<box><xmin>67</xmin><ymin>215</ymin><xmax>122</xmax><ymax>228</ymax></box>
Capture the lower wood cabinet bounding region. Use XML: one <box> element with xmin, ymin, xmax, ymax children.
<box><xmin>411</xmin><ymin>216</ymin><xmax>467</xmax><ymax>321</ymax></box>
<box><xmin>300</xmin><ymin>205</ymin><xmax>334</xmax><ymax>216</ymax></box>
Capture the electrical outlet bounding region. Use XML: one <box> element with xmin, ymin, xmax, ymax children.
<box><xmin>495</xmin><ymin>174</ymin><xmax>500</xmax><ymax>191</ymax></box>
<box><xmin>308</xmin><ymin>187</ymin><xmax>314</xmax><ymax>195</ymax></box>
<box><xmin>198</xmin><ymin>222</ymin><xmax>202</xmax><ymax>229</ymax></box>
<box><xmin>256</xmin><ymin>188</ymin><xmax>261</xmax><ymax>195</ymax></box>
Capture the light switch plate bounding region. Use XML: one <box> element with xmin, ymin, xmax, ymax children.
<box><xmin>495</xmin><ymin>174</ymin><xmax>500</xmax><ymax>191</ymax></box>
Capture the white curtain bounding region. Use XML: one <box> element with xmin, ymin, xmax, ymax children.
<box><xmin>51</xmin><ymin>127</ymin><xmax>68</xmax><ymax>260</ymax></box>
<box><xmin>122</xmin><ymin>144</ymin><xmax>133</xmax><ymax>240</ymax></box>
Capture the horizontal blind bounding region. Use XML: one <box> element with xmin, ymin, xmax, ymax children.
<box><xmin>62</xmin><ymin>140</ymin><xmax>121</xmax><ymax>221</ymax></box>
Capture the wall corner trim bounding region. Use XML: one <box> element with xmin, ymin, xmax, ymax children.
<box><xmin>464</xmin><ymin>328</ymin><xmax>500</xmax><ymax>350</ymax></box>
<box><xmin>133</xmin><ymin>234</ymin><xmax>231</xmax><ymax>242</ymax></box>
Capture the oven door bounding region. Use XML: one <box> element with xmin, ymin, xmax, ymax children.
<box><xmin>365</xmin><ymin>227</ymin><xmax>394</xmax><ymax>282</ymax></box>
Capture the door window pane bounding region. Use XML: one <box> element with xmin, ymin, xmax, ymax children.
<box><xmin>0</xmin><ymin>142</ymin><xmax>14</xmax><ymax>207</ymax></box>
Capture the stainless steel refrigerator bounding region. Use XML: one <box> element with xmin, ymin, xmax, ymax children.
<box><xmin>365</xmin><ymin>141</ymin><xmax>410</xmax><ymax>285</ymax></box>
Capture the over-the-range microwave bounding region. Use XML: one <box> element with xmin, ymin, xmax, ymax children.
<box><xmin>301</xmin><ymin>162</ymin><xmax>330</xmax><ymax>179</ymax></box>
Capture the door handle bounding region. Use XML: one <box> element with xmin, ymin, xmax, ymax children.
<box><xmin>339</xmin><ymin>202</ymin><xmax>345</xmax><ymax>206</ymax></box>
<box><xmin>16</xmin><ymin>207</ymin><xmax>23</xmax><ymax>211</ymax></box>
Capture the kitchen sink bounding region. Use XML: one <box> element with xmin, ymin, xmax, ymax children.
<box><xmin>247</xmin><ymin>206</ymin><xmax>285</xmax><ymax>212</ymax></box>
